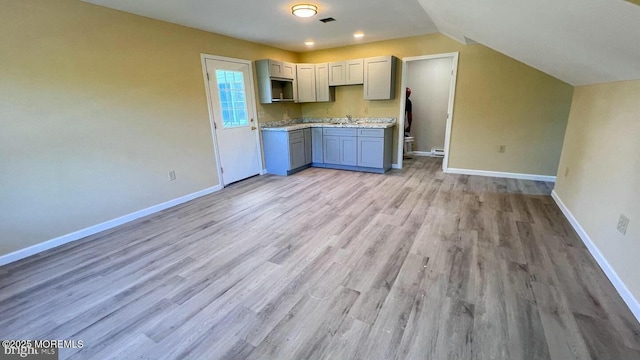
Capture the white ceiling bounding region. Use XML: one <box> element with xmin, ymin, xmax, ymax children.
<box><xmin>82</xmin><ymin>0</ymin><xmax>439</xmax><ymax>52</ymax></box>
<box><xmin>418</xmin><ymin>0</ymin><xmax>640</xmax><ymax>85</ymax></box>
<box><xmin>84</xmin><ymin>0</ymin><xmax>640</xmax><ymax>86</ymax></box>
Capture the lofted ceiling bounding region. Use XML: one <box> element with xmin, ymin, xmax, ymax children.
<box><xmin>83</xmin><ymin>0</ymin><xmax>640</xmax><ymax>86</ymax></box>
<box><xmin>418</xmin><ymin>0</ymin><xmax>640</xmax><ymax>85</ymax></box>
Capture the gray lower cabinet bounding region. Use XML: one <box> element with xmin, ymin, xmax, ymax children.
<box><xmin>263</xmin><ymin>126</ymin><xmax>392</xmax><ymax>176</ymax></box>
<box><xmin>304</xmin><ymin>128</ymin><xmax>312</xmax><ymax>165</ymax></box>
<box><xmin>262</xmin><ymin>129</ymin><xmax>311</xmax><ymax>176</ymax></box>
<box><xmin>311</xmin><ymin>128</ymin><xmax>324</xmax><ymax>164</ymax></box>
<box><xmin>356</xmin><ymin>128</ymin><xmax>392</xmax><ymax>170</ymax></box>
<box><xmin>322</xmin><ymin>128</ymin><xmax>357</xmax><ymax>166</ymax></box>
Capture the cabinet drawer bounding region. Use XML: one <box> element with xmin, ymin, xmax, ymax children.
<box><xmin>357</xmin><ymin>128</ymin><xmax>384</xmax><ymax>137</ymax></box>
<box><xmin>323</xmin><ymin>128</ymin><xmax>357</xmax><ymax>137</ymax></box>
<box><xmin>288</xmin><ymin>129</ymin><xmax>304</xmax><ymax>141</ymax></box>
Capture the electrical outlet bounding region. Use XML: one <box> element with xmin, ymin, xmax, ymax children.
<box><xmin>257</xmin><ymin>111</ymin><xmax>265</xmax><ymax>118</ymax></box>
<box><xmin>499</xmin><ymin>145</ymin><xmax>506</xmax><ymax>153</ymax></box>
<box><xmin>564</xmin><ymin>167</ymin><xmax>570</xmax><ymax>177</ymax></box>
<box><xmin>364</xmin><ymin>107</ymin><xmax>369</xmax><ymax>114</ymax></box>
<box><xmin>168</xmin><ymin>170</ymin><xmax>176</xmax><ymax>181</ymax></box>
<box><xmin>617</xmin><ymin>214</ymin><xmax>629</xmax><ymax>235</ymax></box>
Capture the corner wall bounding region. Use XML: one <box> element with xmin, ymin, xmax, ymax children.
<box><xmin>0</xmin><ymin>0</ymin><xmax>299</xmax><ymax>256</ymax></box>
<box><xmin>553</xmin><ymin>80</ymin><xmax>640</xmax><ymax>307</ymax></box>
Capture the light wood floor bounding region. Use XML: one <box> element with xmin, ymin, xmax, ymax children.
<box><xmin>1</xmin><ymin>157</ymin><xmax>639</xmax><ymax>359</ymax></box>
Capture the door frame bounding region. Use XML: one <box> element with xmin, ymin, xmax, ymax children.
<box><xmin>396</xmin><ymin>52</ymin><xmax>459</xmax><ymax>171</ymax></box>
<box><xmin>200</xmin><ymin>54</ymin><xmax>264</xmax><ymax>187</ymax></box>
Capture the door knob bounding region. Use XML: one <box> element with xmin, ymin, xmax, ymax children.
<box><xmin>251</xmin><ymin>126</ymin><xmax>257</xmax><ymax>130</ymax></box>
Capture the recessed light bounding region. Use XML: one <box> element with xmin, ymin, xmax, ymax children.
<box><xmin>305</xmin><ymin>41</ymin><xmax>315</xmax><ymax>46</ymax></box>
<box><xmin>353</xmin><ymin>32</ymin><xmax>364</xmax><ymax>38</ymax></box>
<box><xmin>292</xmin><ymin>4</ymin><xmax>318</xmax><ymax>18</ymax></box>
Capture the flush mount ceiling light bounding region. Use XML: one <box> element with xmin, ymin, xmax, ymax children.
<box><xmin>292</xmin><ymin>4</ymin><xmax>318</xmax><ymax>18</ymax></box>
<box><xmin>305</xmin><ymin>41</ymin><xmax>315</xmax><ymax>46</ymax></box>
<box><xmin>353</xmin><ymin>32</ymin><xmax>364</xmax><ymax>38</ymax></box>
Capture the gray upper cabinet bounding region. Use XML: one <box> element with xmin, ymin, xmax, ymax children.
<box><xmin>264</xmin><ymin>60</ymin><xmax>295</xmax><ymax>80</ymax></box>
<box><xmin>328</xmin><ymin>59</ymin><xmax>364</xmax><ymax>86</ymax></box>
<box><xmin>345</xmin><ymin>59</ymin><xmax>364</xmax><ymax>85</ymax></box>
<box><xmin>315</xmin><ymin>63</ymin><xmax>334</xmax><ymax>102</ymax></box>
<box><xmin>296</xmin><ymin>64</ymin><xmax>317</xmax><ymax>103</ymax></box>
<box><xmin>256</xmin><ymin>59</ymin><xmax>296</xmax><ymax>104</ymax></box>
<box><xmin>363</xmin><ymin>56</ymin><xmax>397</xmax><ymax>100</ymax></box>
<box><xmin>328</xmin><ymin>62</ymin><xmax>345</xmax><ymax>86</ymax></box>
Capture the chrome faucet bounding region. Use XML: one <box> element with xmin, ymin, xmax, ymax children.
<box><xmin>346</xmin><ymin>114</ymin><xmax>352</xmax><ymax>123</ymax></box>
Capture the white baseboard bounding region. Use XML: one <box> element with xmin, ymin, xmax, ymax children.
<box><xmin>445</xmin><ymin>167</ymin><xmax>556</xmax><ymax>182</ymax></box>
<box><xmin>392</xmin><ymin>164</ymin><xmax>401</xmax><ymax>169</ymax></box>
<box><xmin>0</xmin><ymin>185</ymin><xmax>223</xmax><ymax>267</ymax></box>
<box><xmin>551</xmin><ymin>190</ymin><xmax>640</xmax><ymax>323</ymax></box>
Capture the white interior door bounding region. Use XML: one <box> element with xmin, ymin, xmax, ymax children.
<box><xmin>204</xmin><ymin>58</ymin><xmax>260</xmax><ymax>185</ymax></box>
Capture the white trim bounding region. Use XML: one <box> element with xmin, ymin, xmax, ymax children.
<box><xmin>0</xmin><ymin>186</ymin><xmax>222</xmax><ymax>267</ymax></box>
<box><xmin>391</xmin><ymin>164</ymin><xmax>401</xmax><ymax>169</ymax></box>
<box><xmin>445</xmin><ymin>167</ymin><xmax>556</xmax><ymax>182</ymax></box>
<box><xmin>398</xmin><ymin>52</ymin><xmax>459</xmax><ymax>172</ymax></box>
<box><xmin>551</xmin><ymin>190</ymin><xmax>640</xmax><ymax>323</ymax></box>
<box><xmin>200</xmin><ymin>54</ymin><xmax>264</xmax><ymax>187</ymax></box>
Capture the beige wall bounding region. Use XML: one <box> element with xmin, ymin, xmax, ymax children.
<box><xmin>299</xmin><ymin>34</ymin><xmax>574</xmax><ymax>175</ymax></box>
<box><xmin>0</xmin><ymin>0</ymin><xmax>299</xmax><ymax>255</ymax></box>
<box><xmin>554</xmin><ymin>80</ymin><xmax>640</xmax><ymax>300</ymax></box>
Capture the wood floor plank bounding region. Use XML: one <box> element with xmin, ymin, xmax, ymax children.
<box><xmin>1</xmin><ymin>157</ymin><xmax>638</xmax><ymax>359</ymax></box>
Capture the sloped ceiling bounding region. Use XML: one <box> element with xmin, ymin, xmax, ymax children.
<box><xmin>83</xmin><ymin>0</ymin><xmax>640</xmax><ymax>86</ymax></box>
<box><xmin>418</xmin><ymin>0</ymin><xmax>640</xmax><ymax>86</ymax></box>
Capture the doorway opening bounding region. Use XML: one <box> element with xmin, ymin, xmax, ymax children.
<box><xmin>397</xmin><ymin>52</ymin><xmax>459</xmax><ymax>170</ymax></box>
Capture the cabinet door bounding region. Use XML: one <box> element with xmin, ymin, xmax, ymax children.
<box><xmin>282</xmin><ymin>62</ymin><xmax>296</xmax><ymax>80</ymax></box>
<box><xmin>269</xmin><ymin>60</ymin><xmax>283</xmax><ymax>78</ymax></box>
<box><xmin>364</xmin><ymin>56</ymin><xmax>396</xmax><ymax>100</ymax></box>
<box><xmin>357</xmin><ymin>137</ymin><xmax>384</xmax><ymax>168</ymax></box>
<box><xmin>315</xmin><ymin>63</ymin><xmax>331</xmax><ymax>102</ymax></box>
<box><xmin>345</xmin><ymin>59</ymin><xmax>364</xmax><ymax>85</ymax></box>
<box><xmin>340</xmin><ymin>136</ymin><xmax>358</xmax><ymax>166</ymax></box>
<box><xmin>312</xmin><ymin>128</ymin><xmax>324</xmax><ymax>164</ymax></box>
<box><xmin>296</xmin><ymin>64</ymin><xmax>316</xmax><ymax>103</ymax></box>
<box><xmin>289</xmin><ymin>137</ymin><xmax>306</xmax><ymax>170</ymax></box>
<box><xmin>328</xmin><ymin>61</ymin><xmax>345</xmax><ymax>86</ymax></box>
<box><xmin>304</xmin><ymin>128</ymin><xmax>312</xmax><ymax>165</ymax></box>
<box><xmin>323</xmin><ymin>135</ymin><xmax>341</xmax><ymax>164</ymax></box>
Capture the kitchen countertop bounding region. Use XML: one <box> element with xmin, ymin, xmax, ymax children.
<box><xmin>261</xmin><ymin>120</ymin><xmax>396</xmax><ymax>132</ymax></box>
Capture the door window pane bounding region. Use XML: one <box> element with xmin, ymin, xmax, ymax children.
<box><xmin>216</xmin><ymin>70</ymin><xmax>249</xmax><ymax>128</ymax></box>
